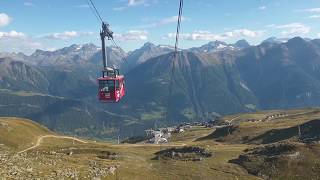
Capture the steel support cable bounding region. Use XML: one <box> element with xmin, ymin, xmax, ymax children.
<box><xmin>87</xmin><ymin>0</ymin><xmax>120</xmax><ymax>47</ymax></box>
<box><xmin>88</xmin><ymin>0</ymin><xmax>103</xmax><ymax>23</ymax></box>
<box><xmin>86</xmin><ymin>0</ymin><xmax>103</xmax><ymax>24</ymax></box>
<box><xmin>86</xmin><ymin>0</ymin><xmax>127</xmax><ymax>65</ymax></box>
<box><xmin>174</xmin><ymin>0</ymin><xmax>184</xmax><ymax>55</ymax></box>
<box><xmin>164</xmin><ymin>0</ymin><xmax>184</xmax><ymax>123</ymax></box>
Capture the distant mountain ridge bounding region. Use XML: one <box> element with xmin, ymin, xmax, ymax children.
<box><xmin>189</xmin><ymin>40</ymin><xmax>250</xmax><ymax>53</ymax></box>
<box><xmin>1</xmin><ymin>39</ymin><xmax>250</xmax><ymax>71</ymax></box>
<box><xmin>119</xmin><ymin>37</ymin><xmax>320</xmax><ymax>122</ymax></box>
<box><xmin>0</xmin><ymin>58</ymin><xmax>49</xmax><ymax>93</ymax></box>
<box><xmin>123</xmin><ymin>42</ymin><xmax>175</xmax><ymax>72</ymax></box>
<box><xmin>0</xmin><ymin>39</ymin><xmax>251</xmax><ymax>72</ymax></box>
<box><xmin>1</xmin><ymin>37</ymin><xmax>320</xmax><ymax>139</ymax></box>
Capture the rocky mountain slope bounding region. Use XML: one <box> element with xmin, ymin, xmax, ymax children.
<box><xmin>0</xmin><ymin>89</ymin><xmax>136</xmax><ymax>139</ymax></box>
<box><xmin>1</xmin><ymin>37</ymin><xmax>320</xmax><ymax>139</ymax></box>
<box><xmin>122</xmin><ymin>42</ymin><xmax>174</xmax><ymax>72</ymax></box>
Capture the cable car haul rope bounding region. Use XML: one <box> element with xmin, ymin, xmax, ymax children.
<box><xmin>86</xmin><ymin>0</ymin><xmax>125</xmax><ymax>103</ymax></box>
<box><xmin>86</xmin><ymin>0</ymin><xmax>183</xmax><ymax>104</ymax></box>
<box><xmin>165</xmin><ymin>0</ymin><xmax>184</xmax><ymax>122</ymax></box>
<box><xmin>174</xmin><ymin>0</ymin><xmax>184</xmax><ymax>56</ymax></box>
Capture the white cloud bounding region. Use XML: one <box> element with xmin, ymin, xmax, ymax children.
<box><xmin>303</xmin><ymin>8</ymin><xmax>320</xmax><ymax>13</ymax></box>
<box><xmin>0</xmin><ymin>30</ymin><xmax>95</xmax><ymax>54</ymax></box>
<box><xmin>299</xmin><ymin>7</ymin><xmax>320</xmax><ymax>19</ymax></box>
<box><xmin>232</xmin><ymin>29</ymin><xmax>263</xmax><ymax>37</ymax></box>
<box><xmin>259</xmin><ymin>6</ymin><xmax>267</xmax><ymax>10</ymax></box>
<box><xmin>0</xmin><ymin>32</ymin><xmax>43</xmax><ymax>55</ymax></box>
<box><xmin>0</xmin><ymin>31</ymin><xmax>25</xmax><ymax>39</ymax></box>
<box><xmin>128</xmin><ymin>0</ymin><xmax>146</xmax><ymax>6</ymax></box>
<box><xmin>42</xmin><ymin>31</ymin><xmax>94</xmax><ymax>40</ymax></box>
<box><xmin>140</xmin><ymin>16</ymin><xmax>187</xmax><ymax>28</ymax></box>
<box><xmin>308</xmin><ymin>15</ymin><xmax>320</xmax><ymax>19</ymax></box>
<box><xmin>164</xmin><ymin>29</ymin><xmax>264</xmax><ymax>41</ymax></box>
<box><xmin>159</xmin><ymin>16</ymin><xmax>186</xmax><ymax>25</ymax></box>
<box><xmin>114</xmin><ymin>30</ymin><xmax>148</xmax><ymax>41</ymax></box>
<box><xmin>45</xmin><ymin>47</ymin><xmax>57</xmax><ymax>52</ymax></box>
<box><xmin>24</xmin><ymin>2</ymin><xmax>35</xmax><ymax>7</ymax></box>
<box><xmin>114</xmin><ymin>0</ymin><xmax>157</xmax><ymax>11</ymax></box>
<box><xmin>273</xmin><ymin>23</ymin><xmax>310</xmax><ymax>36</ymax></box>
<box><xmin>0</xmin><ymin>13</ymin><xmax>11</xmax><ymax>27</ymax></box>
<box><xmin>266</xmin><ymin>24</ymin><xmax>276</xmax><ymax>28</ymax></box>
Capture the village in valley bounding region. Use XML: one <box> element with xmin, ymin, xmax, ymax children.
<box><xmin>138</xmin><ymin>112</ymin><xmax>290</xmax><ymax>145</ymax></box>
<box><xmin>143</xmin><ymin>120</ymin><xmax>216</xmax><ymax>144</ymax></box>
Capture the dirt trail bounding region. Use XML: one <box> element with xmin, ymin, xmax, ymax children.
<box><xmin>18</xmin><ymin>135</ymin><xmax>87</xmax><ymax>154</ymax></box>
<box><xmin>112</xmin><ymin>142</ymin><xmax>187</xmax><ymax>148</ymax></box>
<box><xmin>17</xmin><ymin>134</ymin><xmax>188</xmax><ymax>154</ymax></box>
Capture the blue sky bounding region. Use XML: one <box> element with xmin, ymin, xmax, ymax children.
<box><xmin>1</xmin><ymin>0</ymin><xmax>320</xmax><ymax>54</ymax></box>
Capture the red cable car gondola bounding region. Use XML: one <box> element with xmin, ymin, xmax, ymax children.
<box><xmin>97</xmin><ymin>22</ymin><xmax>125</xmax><ymax>103</ymax></box>
<box><xmin>98</xmin><ymin>68</ymin><xmax>125</xmax><ymax>103</ymax></box>
<box><xmin>89</xmin><ymin>0</ymin><xmax>182</xmax><ymax>103</ymax></box>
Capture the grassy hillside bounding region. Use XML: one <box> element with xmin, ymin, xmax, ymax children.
<box><xmin>0</xmin><ymin>118</ymin><xmax>257</xmax><ymax>179</ymax></box>
<box><xmin>200</xmin><ymin>108</ymin><xmax>320</xmax><ymax>144</ymax></box>
<box><xmin>0</xmin><ymin>117</ymin><xmax>51</xmax><ymax>150</ymax></box>
<box><xmin>2</xmin><ymin>108</ymin><xmax>320</xmax><ymax>179</ymax></box>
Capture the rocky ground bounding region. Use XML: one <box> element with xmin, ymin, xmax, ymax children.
<box><xmin>229</xmin><ymin>142</ymin><xmax>320</xmax><ymax>179</ymax></box>
<box><xmin>153</xmin><ymin>146</ymin><xmax>212</xmax><ymax>161</ymax></box>
<box><xmin>0</xmin><ymin>145</ymin><xmax>118</xmax><ymax>179</ymax></box>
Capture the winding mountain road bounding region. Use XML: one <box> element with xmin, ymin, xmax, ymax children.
<box><xmin>18</xmin><ymin>135</ymin><xmax>87</xmax><ymax>154</ymax></box>
<box><xmin>226</xmin><ymin>116</ymin><xmax>240</xmax><ymax>125</ymax></box>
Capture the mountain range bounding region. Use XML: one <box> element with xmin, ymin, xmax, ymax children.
<box><xmin>0</xmin><ymin>37</ymin><xmax>320</xmax><ymax>139</ymax></box>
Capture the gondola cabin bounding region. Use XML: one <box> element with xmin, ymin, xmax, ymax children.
<box><xmin>98</xmin><ymin>68</ymin><xmax>125</xmax><ymax>103</ymax></box>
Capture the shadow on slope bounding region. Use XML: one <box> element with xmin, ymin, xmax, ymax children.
<box><xmin>249</xmin><ymin>119</ymin><xmax>320</xmax><ymax>144</ymax></box>
<box><xmin>196</xmin><ymin>119</ymin><xmax>320</xmax><ymax>144</ymax></box>
<box><xmin>196</xmin><ymin>125</ymin><xmax>240</xmax><ymax>142</ymax></box>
